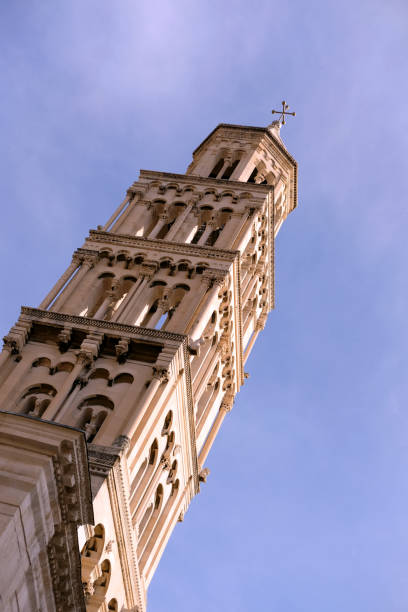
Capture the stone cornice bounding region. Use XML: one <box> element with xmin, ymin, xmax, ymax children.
<box><xmin>20</xmin><ymin>307</ymin><xmax>187</xmax><ymax>345</ymax></box>
<box><xmin>192</xmin><ymin>123</ymin><xmax>297</xmax><ymax>168</ymax></box>
<box><xmin>87</xmin><ymin>229</ymin><xmax>240</xmax><ymax>263</ymax></box>
<box><xmin>136</xmin><ymin>169</ymin><xmax>271</xmax><ymax>196</ymax></box>
<box><xmin>0</xmin><ymin>412</ymin><xmax>93</xmax><ymax>611</ymax></box>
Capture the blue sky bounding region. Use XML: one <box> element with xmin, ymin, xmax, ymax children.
<box><xmin>1</xmin><ymin>1</ymin><xmax>408</xmax><ymax>610</ymax></box>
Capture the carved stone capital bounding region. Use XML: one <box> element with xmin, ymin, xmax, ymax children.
<box><xmin>79</xmin><ymin>332</ymin><xmax>104</xmax><ymax>363</ymax></box>
<box><xmin>82</xmin><ymin>254</ymin><xmax>98</xmax><ymax>268</ymax></box>
<box><xmin>199</xmin><ymin>467</ymin><xmax>210</xmax><ymax>483</ymax></box>
<box><xmin>71</xmin><ymin>252</ymin><xmax>83</xmax><ymax>266</ymax></box>
<box><xmin>152</xmin><ymin>367</ymin><xmax>169</xmax><ymax>383</ymax></box>
<box><xmin>220</xmin><ymin>393</ymin><xmax>234</xmax><ymax>413</ymax></box>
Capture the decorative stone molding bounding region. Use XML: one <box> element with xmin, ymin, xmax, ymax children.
<box><xmin>20</xmin><ymin>307</ymin><xmax>187</xmax><ymax>344</ymax></box>
<box><xmin>87</xmin><ymin>230</ymin><xmax>239</xmax><ymax>262</ymax></box>
<box><xmin>0</xmin><ymin>412</ymin><xmax>93</xmax><ymax>612</ymax></box>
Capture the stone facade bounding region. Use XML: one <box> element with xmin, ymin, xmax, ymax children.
<box><xmin>0</xmin><ymin>121</ymin><xmax>297</xmax><ymax>610</ymax></box>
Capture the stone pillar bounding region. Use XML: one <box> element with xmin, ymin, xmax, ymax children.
<box><xmin>51</xmin><ymin>255</ymin><xmax>97</xmax><ymax>313</ymax></box>
<box><xmin>38</xmin><ymin>254</ymin><xmax>82</xmax><ymax>310</ymax></box>
<box><xmin>165</xmin><ymin>202</ymin><xmax>194</xmax><ymax>241</ymax></box>
<box><xmin>147</xmin><ymin>298</ymin><xmax>168</xmax><ymax>329</ymax></box>
<box><xmin>198</xmin><ymin>394</ymin><xmax>233</xmax><ymax>468</ymax></box>
<box><xmin>187</xmin><ymin>273</ymin><xmax>225</xmax><ymax>340</ymax></box>
<box><xmin>215</xmin><ymin>156</ymin><xmax>232</xmax><ymax>179</ymax></box>
<box><xmin>197</xmin><ymin>222</ymin><xmax>213</xmax><ymax>246</ymax></box>
<box><xmin>215</xmin><ymin>212</ymin><xmax>242</xmax><ymax>249</ymax></box>
<box><xmin>103</xmin><ymin>191</ymin><xmax>131</xmax><ymax>231</ymax></box>
<box><xmin>93</xmin><ymin>280</ymin><xmax>118</xmax><ymax>320</ymax></box>
<box><xmin>119</xmin><ymin>267</ymin><xmax>155</xmax><ymax>325</ymax></box>
<box><xmin>111</xmin><ymin>277</ymin><xmax>144</xmax><ymax>322</ymax></box>
<box><xmin>148</xmin><ymin>215</ymin><xmax>167</xmax><ymax>239</ymax></box>
<box><xmin>243</xmin><ymin>317</ymin><xmax>265</xmax><ymax>364</ymax></box>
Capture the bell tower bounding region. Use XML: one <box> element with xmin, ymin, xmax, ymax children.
<box><xmin>0</xmin><ymin>119</ymin><xmax>297</xmax><ymax>611</ymax></box>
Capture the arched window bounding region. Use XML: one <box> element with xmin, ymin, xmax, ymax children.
<box><xmin>19</xmin><ymin>384</ymin><xmax>57</xmax><ymax>417</ymax></box>
<box><xmin>247</xmin><ymin>167</ymin><xmax>258</xmax><ymax>183</ymax></box>
<box><xmin>93</xmin><ymin>559</ymin><xmax>111</xmax><ymax>595</ymax></box>
<box><xmin>81</xmin><ymin>524</ymin><xmax>106</xmax><ymax>586</ymax></box>
<box><xmin>108</xmin><ymin>599</ymin><xmax>119</xmax><ymax>611</ymax></box>
<box><xmin>76</xmin><ymin>395</ymin><xmax>114</xmax><ymax>442</ymax></box>
<box><xmin>221</xmin><ymin>158</ymin><xmax>240</xmax><ymax>180</ymax></box>
<box><xmin>209</xmin><ymin>158</ymin><xmax>224</xmax><ymax>178</ymax></box>
<box><xmin>162</xmin><ymin>410</ymin><xmax>173</xmax><ymax>435</ymax></box>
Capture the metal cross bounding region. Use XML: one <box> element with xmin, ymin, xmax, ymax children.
<box><xmin>271</xmin><ymin>100</ymin><xmax>296</xmax><ymax>125</ymax></box>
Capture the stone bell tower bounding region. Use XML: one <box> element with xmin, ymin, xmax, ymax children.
<box><xmin>0</xmin><ymin>120</ymin><xmax>297</xmax><ymax>611</ymax></box>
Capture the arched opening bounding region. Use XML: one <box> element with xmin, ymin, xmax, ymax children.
<box><xmin>113</xmin><ymin>373</ymin><xmax>134</xmax><ymax>385</ymax></box>
<box><xmin>162</xmin><ymin>410</ymin><xmax>173</xmax><ymax>435</ymax></box>
<box><xmin>191</xmin><ymin>223</ymin><xmax>206</xmax><ymax>244</ymax></box>
<box><xmin>76</xmin><ymin>395</ymin><xmax>114</xmax><ymax>442</ymax></box>
<box><xmin>19</xmin><ymin>384</ymin><xmax>57</xmax><ymax>417</ymax></box>
<box><xmin>209</xmin><ymin>158</ymin><xmax>224</xmax><ymax>178</ymax></box>
<box><xmin>247</xmin><ymin>167</ymin><xmax>258</xmax><ymax>183</ymax></box>
<box><xmin>221</xmin><ymin>158</ymin><xmax>240</xmax><ymax>179</ymax></box>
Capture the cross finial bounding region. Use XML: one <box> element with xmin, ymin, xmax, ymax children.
<box><xmin>271</xmin><ymin>100</ymin><xmax>296</xmax><ymax>125</ymax></box>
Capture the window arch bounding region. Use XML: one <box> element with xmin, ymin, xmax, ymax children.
<box><xmin>76</xmin><ymin>395</ymin><xmax>114</xmax><ymax>442</ymax></box>
<box><xmin>19</xmin><ymin>384</ymin><xmax>57</xmax><ymax>417</ymax></box>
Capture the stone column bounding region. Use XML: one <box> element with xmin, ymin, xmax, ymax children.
<box><xmin>147</xmin><ymin>298</ymin><xmax>168</xmax><ymax>329</ymax></box>
<box><xmin>197</xmin><ymin>222</ymin><xmax>213</xmax><ymax>246</ymax></box>
<box><xmin>38</xmin><ymin>254</ymin><xmax>82</xmax><ymax>310</ymax></box>
<box><xmin>215</xmin><ymin>156</ymin><xmax>232</xmax><ymax>179</ymax></box>
<box><xmin>215</xmin><ymin>212</ymin><xmax>242</xmax><ymax>249</ymax></box>
<box><xmin>187</xmin><ymin>273</ymin><xmax>225</xmax><ymax>340</ymax></box>
<box><xmin>51</xmin><ymin>255</ymin><xmax>97</xmax><ymax>313</ymax></box>
<box><xmin>119</xmin><ymin>267</ymin><xmax>155</xmax><ymax>325</ymax></box>
<box><xmin>165</xmin><ymin>202</ymin><xmax>194</xmax><ymax>241</ymax></box>
<box><xmin>198</xmin><ymin>394</ymin><xmax>233</xmax><ymax>469</ymax></box>
<box><xmin>103</xmin><ymin>191</ymin><xmax>131</xmax><ymax>231</ymax></box>
<box><xmin>93</xmin><ymin>280</ymin><xmax>118</xmax><ymax>320</ymax></box>
<box><xmin>243</xmin><ymin>319</ymin><xmax>265</xmax><ymax>363</ymax></box>
<box><xmin>148</xmin><ymin>214</ymin><xmax>168</xmax><ymax>239</ymax></box>
<box><xmin>111</xmin><ymin>277</ymin><xmax>144</xmax><ymax>322</ymax></box>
